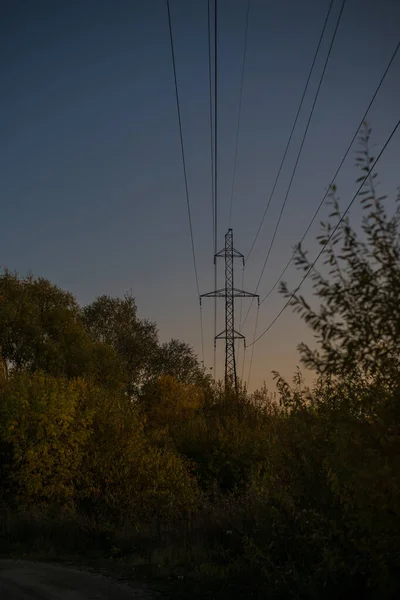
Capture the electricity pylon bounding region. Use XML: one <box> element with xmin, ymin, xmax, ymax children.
<box><xmin>200</xmin><ymin>229</ymin><xmax>259</xmax><ymax>392</ymax></box>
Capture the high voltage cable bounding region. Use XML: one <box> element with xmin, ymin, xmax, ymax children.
<box><xmin>214</xmin><ymin>0</ymin><xmax>218</xmax><ymax>251</ymax></box>
<box><xmin>166</xmin><ymin>0</ymin><xmax>200</xmax><ymax>294</ymax></box>
<box><xmin>246</xmin><ymin>304</ymin><xmax>259</xmax><ymax>388</ymax></box>
<box><xmin>236</xmin><ymin>263</ymin><xmax>245</xmax><ymax>366</ymax></box>
<box><xmin>228</xmin><ymin>0</ymin><xmax>251</xmax><ymax>228</ymax></box>
<box><xmin>166</xmin><ymin>0</ymin><xmax>204</xmax><ymax>364</ymax></box>
<box><xmin>214</xmin><ymin>0</ymin><xmax>219</xmax><ymax>380</ymax></box>
<box><xmin>208</xmin><ymin>0</ymin><xmax>217</xmax><ymax>378</ymax></box>
<box><xmin>208</xmin><ymin>0</ymin><xmax>215</xmax><ymax>254</ymax></box>
<box><xmin>241</xmin><ymin>0</ymin><xmax>346</xmax><ymax>333</ymax></box>
<box><xmin>241</xmin><ymin>344</ymin><xmax>246</xmax><ymax>383</ymax></box>
<box><xmin>247</xmin><ymin>118</ymin><xmax>400</xmax><ymax>348</ymax></box>
<box><xmin>259</xmin><ymin>38</ymin><xmax>400</xmax><ymax>306</ymax></box>
<box><xmin>246</xmin><ymin>0</ymin><xmax>335</xmax><ymax>262</ymax></box>
<box><xmin>200</xmin><ymin>303</ymin><xmax>205</xmax><ymax>368</ymax></box>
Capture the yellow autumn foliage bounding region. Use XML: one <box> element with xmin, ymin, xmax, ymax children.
<box><xmin>78</xmin><ymin>382</ymin><xmax>200</xmax><ymax>522</ymax></box>
<box><xmin>144</xmin><ymin>374</ymin><xmax>205</xmax><ymax>423</ymax></box>
<box><xmin>0</xmin><ymin>371</ymin><xmax>199</xmax><ymax>522</ymax></box>
<box><xmin>0</xmin><ymin>372</ymin><xmax>93</xmax><ymax>508</ymax></box>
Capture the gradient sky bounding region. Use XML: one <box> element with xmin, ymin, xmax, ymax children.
<box><xmin>1</xmin><ymin>0</ymin><xmax>400</xmax><ymax>391</ymax></box>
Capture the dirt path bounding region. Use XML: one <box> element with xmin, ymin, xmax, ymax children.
<box><xmin>0</xmin><ymin>560</ymin><xmax>163</xmax><ymax>599</ymax></box>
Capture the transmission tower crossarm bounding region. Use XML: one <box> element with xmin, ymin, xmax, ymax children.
<box><xmin>232</xmin><ymin>288</ymin><xmax>260</xmax><ymax>299</ymax></box>
<box><xmin>201</xmin><ymin>288</ymin><xmax>258</xmax><ymax>300</ymax></box>
<box><xmin>200</xmin><ymin>288</ymin><xmax>226</xmax><ymax>299</ymax></box>
<box><xmin>215</xmin><ymin>329</ymin><xmax>246</xmax><ymax>340</ymax></box>
<box><xmin>214</xmin><ymin>247</ymin><xmax>244</xmax><ymax>261</ymax></box>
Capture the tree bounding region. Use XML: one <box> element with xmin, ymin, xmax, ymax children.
<box><xmin>0</xmin><ymin>271</ymin><xmax>125</xmax><ymax>390</ymax></box>
<box><xmin>141</xmin><ymin>374</ymin><xmax>205</xmax><ymax>426</ymax></box>
<box><xmin>82</xmin><ymin>295</ymin><xmax>208</xmax><ymax>396</ymax></box>
<box><xmin>280</xmin><ymin>124</ymin><xmax>400</xmax><ymax>389</ymax></box>
<box><xmin>0</xmin><ymin>370</ymin><xmax>199</xmax><ymax>522</ymax></box>
<box><xmin>82</xmin><ymin>294</ymin><xmax>159</xmax><ymax>396</ymax></box>
<box><xmin>153</xmin><ymin>338</ymin><xmax>208</xmax><ymax>386</ymax></box>
<box><xmin>0</xmin><ymin>271</ymin><xmax>93</xmax><ymax>378</ymax></box>
<box><xmin>76</xmin><ymin>380</ymin><xmax>199</xmax><ymax>524</ymax></box>
<box><xmin>0</xmin><ymin>372</ymin><xmax>93</xmax><ymax>508</ymax></box>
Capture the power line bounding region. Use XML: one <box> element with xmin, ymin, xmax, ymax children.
<box><xmin>259</xmin><ymin>37</ymin><xmax>400</xmax><ymax>306</ymax></box>
<box><xmin>208</xmin><ymin>0</ymin><xmax>215</xmax><ymax>253</ymax></box>
<box><xmin>200</xmin><ymin>302</ymin><xmax>205</xmax><ymax>367</ymax></box>
<box><xmin>214</xmin><ymin>0</ymin><xmax>219</xmax><ymax>381</ymax></box>
<box><xmin>166</xmin><ymin>0</ymin><xmax>204</xmax><ymax>359</ymax></box>
<box><xmin>208</xmin><ymin>0</ymin><xmax>217</xmax><ymax>379</ymax></box>
<box><xmin>247</xmin><ymin>303</ymin><xmax>259</xmax><ymax>388</ymax></box>
<box><xmin>236</xmin><ymin>263</ymin><xmax>245</xmax><ymax>364</ymax></box>
<box><xmin>246</xmin><ymin>0</ymin><xmax>335</xmax><ymax>262</ymax></box>
<box><xmin>247</xmin><ymin>118</ymin><xmax>400</xmax><ymax>347</ymax></box>
<box><xmin>238</xmin><ymin>265</ymin><xmax>247</xmax><ymax>384</ymax></box>
<box><xmin>241</xmin><ymin>0</ymin><xmax>346</xmax><ymax>332</ymax></box>
<box><xmin>241</xmin><ymin>344</ymin><xmax>246</xmax><ymax>383</ymax></box>
<box><xmin>166</xmin><ymin>0</ymin><xmax>200</xmax><ymax>295</ymax></box>
<box><xmin>228</xmin><ymin>0</ymin><xmax>251</xmax><ymax>229</ymax></box>
<box><xmin>214</xmin><ymin>0</ymin><xmax>218</xmax><ymax>252</ymax></box>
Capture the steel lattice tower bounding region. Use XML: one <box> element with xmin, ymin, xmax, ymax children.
<box><xmin>201</xmin><ymin>229</ymin><xmax>259</xmax><ymax>391</ymax></box>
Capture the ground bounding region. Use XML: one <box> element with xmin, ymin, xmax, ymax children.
<box><xmin>0</xmin><ymin>560</ymin><xmax>164</xmax><ymax>599</ymax></box>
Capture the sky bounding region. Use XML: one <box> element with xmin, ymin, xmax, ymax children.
<box><xmin>1</xmin><ymin>0</ymin><xmax>399</xmax><ymax>392</ymax></box>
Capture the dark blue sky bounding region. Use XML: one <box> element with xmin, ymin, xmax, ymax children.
<box><xmin>1</xmin><ymin>0</ymin><xmax>399</xmax><ymax>389</ymax></box>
